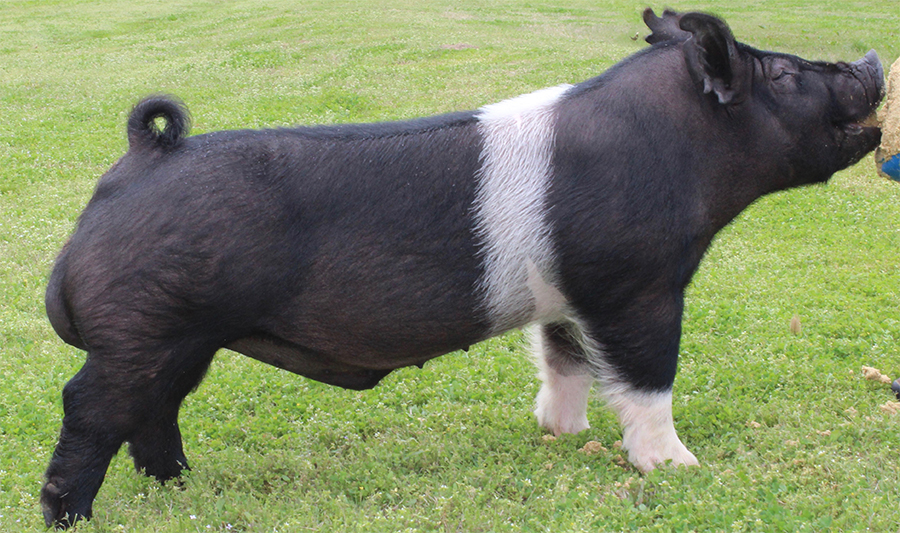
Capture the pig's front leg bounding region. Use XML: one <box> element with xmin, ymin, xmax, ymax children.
<box><xmin>533</xmin><ymin>292</ymin><xmax>699</xmax><ymax>473</ymax></box>
<box><xmin>532</xmin><ymin>322</ymin><xmax>595</xmax><ymax>435</ymax></box>
<box><xmin>590</xmin><ymin>292</ymin><xmax>698</xmax><ymax>472</ymax></box>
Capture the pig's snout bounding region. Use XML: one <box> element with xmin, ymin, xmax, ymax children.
<box><xmin>851</xmin><ymin>49</ymin><xmax>885</xmax><ymax>105</ymax></box>
<box><xmin>853</xmin><ymin>49</ymin><xmax>883</xmax><ymax>79</ymax></box>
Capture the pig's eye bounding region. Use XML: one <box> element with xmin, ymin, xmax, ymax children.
<box><xmin>769</xmin><ymin>61</ymin><xmax>798</xmax><ymax>85</ymax></box>
<box><xmin>770</xmin><ymin>68</ymin><xmax>799</xmax><ymax>91</ymax></box>
<box><xmin>773</xmin><ymin>68</ymin><xmax>795</xmax><ymax>80</ymax></box>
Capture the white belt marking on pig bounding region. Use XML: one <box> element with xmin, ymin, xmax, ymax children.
<box><xmin>473</xmin><ymin>84</ymin><xmax>573</xmax><ymax>334</ymax></box>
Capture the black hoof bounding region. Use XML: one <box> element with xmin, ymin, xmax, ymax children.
<box><xmin>132</xmin><ymin>450</ymin><xmax>190</xmax><ymax>483</ymax></box>
<box><xmin>41</xmin><ymin>481</ymin><xmax>88</xmax><ymax>530</ymax></box>
<box><xmin>892</xmin><ymin>378</ymin><xmax>900</xmax><ymax>400</ymax></box>
<box><xmin>40</xmin><ymin>481</ymin><xmax>64</xmax><ymax>528</ymax></box>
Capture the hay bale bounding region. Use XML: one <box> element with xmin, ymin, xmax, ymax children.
<box><xmin>876</xmin><ymin>56</ymin><xmax>900</xmax><ymax>178</ymax></box>
<box><xmin>879</xmin><ymin>56</ymin><xmax>900</xmax><ymax>154</ymax></box>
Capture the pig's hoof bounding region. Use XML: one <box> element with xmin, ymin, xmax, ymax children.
<box><xmin>623</xmin><ymin>431</ymin><xmax>699</xmax><ymax>473</ymax></box>
<box><xmin>40</xmin><ymin>481</ymin><xmax>64</xmax><ymax>528</ymax></box>
<box><xmin>628</xmin><ymin>445</ymin><xmax>699</xmax><ymax>474</ymax></box>
<box><xmin>533</xmin><ymin>375</ymin><xmax>593</xmax><ymax>435</ymax></box>
<box><xmin>535</xmin><ymin>403</ymin><xmax>590</xmax><ymax>435</ymax></box>
<box><xmin>534</xmin><ymin>399</ymin><xmax>590</xmax><ymax>436</ymax></box>
<box><xmin>41</xmin><ymin>481</ymin><xmax>86</xmax><ymax>530</ymax></box>
<box><xmin>892</xmin><ymin>378</ymin><xmax>900</xmax><ymax>400</ymax></box>
<box><xmin>134</xmin><ymin>452</ymin><xmax>190</xmax><ymax>483</ymax></box>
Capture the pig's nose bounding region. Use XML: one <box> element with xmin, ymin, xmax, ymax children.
<box><xmin>860</xmin><ymin>49</ymin><xmax>883</xmax><ymax>80</ymax></box>
<box><xmin>850</xmin><ymin>49</ymin><xmax>885</xmax><ymax>103</ymax></box>
<box><xmin>851</xmin><ymin>50</ymin><xmax>882</xmax><ymax>79</ymax></box>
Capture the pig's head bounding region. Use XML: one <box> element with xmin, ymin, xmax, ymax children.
<box><xmin>643</xmin><ymin>9</ymin><xmax>884</xmax><ymax>191</ymax></box>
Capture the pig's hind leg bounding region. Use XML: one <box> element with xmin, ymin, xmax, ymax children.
<box><xmin>42</xmin><ymin>357</ymin><xmax>128</xmax><ymax>528</ymax></box>
<box><xmin>127</xmin><ymin>347</ymin><xmax>215</xmax><ymax>482</ymax></box>
<box><xmin>41</xmin><ymin>341</ymin><xmax>216</xmax><ymax>528</ymax></box>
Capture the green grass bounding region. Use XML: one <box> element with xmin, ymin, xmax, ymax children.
<box><xmin>2</xmin><ymin>0</ymin><xmax>900</xmax><ymax>531</ymax></box>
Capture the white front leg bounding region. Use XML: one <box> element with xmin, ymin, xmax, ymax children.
<box><xmin>532</xmin><ymin>328</ymin><xmax>593</xmax><ymax>435</ymax></box>
<box><xmin>534</xmin><ymin>370</ymin><xmax>593</xmax><ymax>435</ymax></box>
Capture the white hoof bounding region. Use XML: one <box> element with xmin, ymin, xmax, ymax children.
<box><xmin>534</xmin><ymin>373</ymin><xmax>593</xmax><ymax>435</ymax></box>
<box><xmin>607</xmin><ymin>387</ymin><xmax>699</xmax><ymax>472</ymax></box>
<box><xmin>623</xmin><ymin>427</ymin><xmax>699</xmax><ymax>473</ymax></box>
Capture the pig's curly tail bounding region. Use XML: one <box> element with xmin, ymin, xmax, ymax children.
<box><xmin>127</xmin><ymin>95</ymin><xmax>191</xmax><ymax>150</ymax></box>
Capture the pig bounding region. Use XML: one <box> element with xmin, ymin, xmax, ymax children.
<box><xmin>41</xmin><ymin>9</ymin><xmax>884</xmax><ymax>528</ymax></box>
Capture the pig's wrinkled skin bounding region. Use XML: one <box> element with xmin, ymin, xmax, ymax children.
<box><xmin>41</xmin><ymin>9</ymin><xmax>883</xmax><ymax>529</ymax></box>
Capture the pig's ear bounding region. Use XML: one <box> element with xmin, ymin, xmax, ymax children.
<box><xmin>643</xmin><ymin>9</ymin><xmax>691</xmax><ymax>44</ymax></box>
<box><xmin>679</xmin><ymin>13</ymin><xmax>746</xmax><ymax>105</ymax></box>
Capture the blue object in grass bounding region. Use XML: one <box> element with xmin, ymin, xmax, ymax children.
<box><xmin>880</xmin><ymin>152</ymin><xmax>900</xmax><ymax>181</ymax></box>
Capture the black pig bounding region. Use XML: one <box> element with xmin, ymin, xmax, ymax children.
<box><xmin>41</xmin><ymin>9</ymin><xmax>883</xmax><ymax>528</ymax></box>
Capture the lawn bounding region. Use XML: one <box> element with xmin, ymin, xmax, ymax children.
<box><xmin>1</xmin><ymin>0</ymin><xmax>899</xmax><ymax>531</ymax></box>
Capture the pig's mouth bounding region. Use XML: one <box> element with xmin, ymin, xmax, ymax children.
<box><xmin>833</xmin><ymin>112</ymin><xmax>882</xmax><ymax>167</ymax></box>
<box><xmin>843</xmin><ymin>126</ymin><xmax>880</xmax><ymax>144</ymax></box>
<box><xmin>843</xmin><ymin>108</ymin><xmax>881</xmax><ymax>137</ymax></box>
